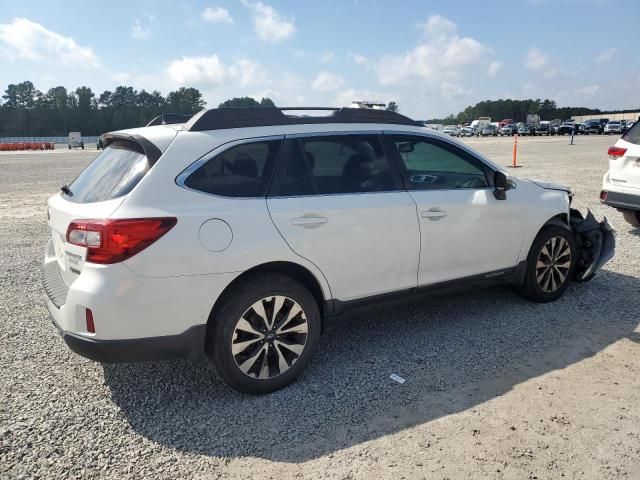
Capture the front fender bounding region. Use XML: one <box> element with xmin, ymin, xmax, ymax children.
<box><xmin>570</xmin><ymin>209</ymin><xmax>616</xmax><ymax>281</ymax></box>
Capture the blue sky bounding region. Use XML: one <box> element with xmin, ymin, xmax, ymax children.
<box><xmin>0</xmin><ymin>0</ymin><xmax>638</xmax><ymax>118</ymax></box>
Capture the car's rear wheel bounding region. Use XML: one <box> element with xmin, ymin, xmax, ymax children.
<box><xmin>206</xmin><ymin>273</ymin><xmax>321</xmax><ymax>394</ymax></box>
<box><xmin>622</xmin><ymin>209</ymin><xmax>640</xmax><ymax>228</ymax></box>
<box><xmin>517</xmin><ymin>226</ymin><xmax>576</xmax><ymax>303</ymax></box>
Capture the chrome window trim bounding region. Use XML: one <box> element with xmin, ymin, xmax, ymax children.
<box><xmin>175</xmin><ymin>134</ymin><xmax>284</xmax><ymax>198</ymax></box>
<box><xmin>285</xmin><ymin>130</ymin><xmax>382</xmax><ymax>139</ymax></box>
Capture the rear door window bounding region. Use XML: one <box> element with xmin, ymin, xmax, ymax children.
<box><xmin>64</xmin><ymin>140</ymin><xmax>149</xmax><ymax>203</ymax></box>
<box><xmin>272</xmin><ymin>135</ymin><xmax>395</xmax><ymax>196</ymax></box>
<box><xmin>622</xmin><ymin>121</ymin><xmax>640</xmax><ymax>144</ymax></box>
<box><xmin>183</xmin><ymin>140</ymin><xmax>281</xmax><ymax>197</ymax></box>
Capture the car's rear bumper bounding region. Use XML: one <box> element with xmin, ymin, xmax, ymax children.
<box><xmin>49</xmin><ymin>312</ymin><xmax>206</xmax><ymax>362</ymax></box>
<box><xmin>601</xmin><ymin>190</ymin><xmax>640</xmax><ymax>211</ymax></box>
<box><xmin>42</xmin><ymin>239</ymin><xmax>238</xmax><ymax>363</ymax></box>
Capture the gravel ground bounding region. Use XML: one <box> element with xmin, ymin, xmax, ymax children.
<box><xmin>1</xmin><ymin>135</ymin><xmax>639</xmax><ymax>479</ymax></box>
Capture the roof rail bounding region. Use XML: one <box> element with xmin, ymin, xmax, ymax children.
<box><xmin>146</xmin><ymin>113</ymin><xmax>194</xmax><ymax>127</ymax></box>
<box><xmin>184</xmin><ymin>107</ymin><xmax>421</xmax><ymax>132</ymax></box>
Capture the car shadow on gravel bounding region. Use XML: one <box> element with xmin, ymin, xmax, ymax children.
<box><xmin>103</xmin><ymin>269</ymin><xmax>640</xmax><ymax>462</ymax></box>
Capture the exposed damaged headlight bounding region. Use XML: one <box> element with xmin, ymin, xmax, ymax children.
<box><xmin>570</xmin><ymin>209</ymin><xmax>615</xmax><ymax>282</ymax></box>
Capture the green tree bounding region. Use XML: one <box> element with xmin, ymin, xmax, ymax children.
<box><xmin>167</xmin><ymin>87</ymin><xmax>206</xmax><ymax>114</ymax></box>
<box><xmin>385</xmin><ymin>101</ymin><xmax>399</xmax><ymax>112</ymax></box>
<box><xmin>218</xmin><ymin>96</ymin><xmax>275</xmax><ymax>108</ymax></box>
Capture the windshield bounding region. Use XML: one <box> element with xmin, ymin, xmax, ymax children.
<box><xmin>63</xmin><ymin>140</ymin><xmax>149</xmax><ymax>203</ymax></box>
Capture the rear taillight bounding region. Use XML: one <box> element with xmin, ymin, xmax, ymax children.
<box><xmin>66</xmin><ymin>217</ymin><xmax>177</xmax><ymax>264</ymax></box>
<box><xmin>608</xmin><ymin>146</ymin><xmax>627</xmax><ymax>159</ymax></box>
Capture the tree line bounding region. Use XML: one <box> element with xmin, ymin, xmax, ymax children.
<box><xmin>0</xmin><ymin>81</ymin><xmax>209</xmax><ymax>136</ymax></box>
<box><xmin>428</xmin><ymin>98</ymin><xmax>632</xmax><ymax>124</ymax></box>
<box><xmin>1</xmin><ymin>80</ymin><xmax>633</xmax><ymax>135</ymax></box>
<box><xmin>0</xmin><ymin>81</ymin><xmax>279</xmax><ymax>137</ymax></box>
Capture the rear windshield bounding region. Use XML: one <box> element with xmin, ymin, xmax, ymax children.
<box><xmin>622</xmin><ymin>120</ymin><xmax>640</xmax><ymax>144</ymax></box>
<box><xmin>63</xmin><ymin>140</ymin><xmax>149</xmax><ymax>203</ymax></box>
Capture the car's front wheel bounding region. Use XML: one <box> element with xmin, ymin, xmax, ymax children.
<box><xmin>206</xmin><ymin>273</ymin><xmax>321</xmax><ymax>394</ymax></box>
<box><xmin>517</xmin><ymin>226</ymin><xmax>576</xmax><ymax>303</ymax></box>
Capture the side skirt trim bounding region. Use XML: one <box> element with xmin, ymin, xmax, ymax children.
<box><xmin>326</xmin><ymin>262</ymin><xmax>526</xmax><ymax>318</ymax></box>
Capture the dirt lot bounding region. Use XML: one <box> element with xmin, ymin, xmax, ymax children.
<box><xmin>1</xmin><ymin>134</ymin><xmax>638</xmax><ymax>479</ymax></box>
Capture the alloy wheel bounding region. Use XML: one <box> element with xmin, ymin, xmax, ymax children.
<box><xmin>536</xmin><ymin>236</ymin><xmax>572</xmax><ymax>293</ymax></box>
<box><xmin>231</xmin><ymin>296</ymin><xmax>308</xmax><ymax>380</ymax></box>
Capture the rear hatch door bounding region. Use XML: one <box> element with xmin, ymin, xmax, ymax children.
<box><xmin>47</xmin><ymin>139</ymin><xmax>152</xmax><ymax>287</ymax></box>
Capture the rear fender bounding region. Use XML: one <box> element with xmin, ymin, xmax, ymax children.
<box><xmin>569</xmin><ymin>208</ymin><xmax>616</xmax><ymax>282</ymax></box>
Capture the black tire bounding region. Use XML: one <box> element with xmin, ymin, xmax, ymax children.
<box><xmin>206</xmin><ymin>273</ymin><xmax>321</xmax><ymax>394</ymax></box>
<box><xmin>622</xmin><ymin>209</ymin><xmax>640</xmax><ymax>228</ymax></box>
<box><xmin>517</xmin><ymin>226</ymin><xmax>577</xmax><ymax>303</ymax></box>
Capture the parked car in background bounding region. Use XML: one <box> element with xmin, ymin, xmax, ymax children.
<box><xmin>593</xmin><ymin>118</ymin><xmax>608</xmax><ymax>134</ymax></box>
<box><xmin>517</xmin><ymin>123</ymin><xmax>532</xmax><ymax>136</ymax></box>
<box><xmin>584</xmin><ymin>120</ymin><xmax>602</xmax><ymax>134</ymax></box>
<box><xmin>601</xmin><ymin>120</ymin><xmax>640</xmax><ymax>227</ymax></box>
<box><xmin>499</xmin><ymin>119</ymin><xmax>514</xmax><ymax>127</ymax></box>
<box><xmin>557</xmin><ymin>123</ymin><xmax>577</xmax><ymax>135</ymax></box>
<box><xmin>575</xmin><ymin>123</ymin><xmax>586</xmax><ymax>135</ymax></box>
<box><xmin>442</xmin><ymin>125</ymin><xmax>461</xmax><ymax>137</ymax></box>
<box><xmin>625</xmin><ymin>121</ymin><xmax>635</xmax><ymax>132</ymax></box>
<box><xmin>500</xmin><ymin>124</ymin><xmax>518</xmax><ymax>136</ymax></box>
<box><xmin>459</xmin><ymin>126</ymin><xmax>475</xmax><ymax>137</ymax></box>
<box><xmin>537</xmin><ymin>121</ymin><xmax>552</xmax><ymax>136</ymax></box>
<box><xmin>43</xmin><ymin>106</ymin><xmax>615</xmax><ymax>394</ymax></box>
<box><xmin>68</xmin><ymin>132</ymin><xmax>84</xmax><ymax>150</ymax></box>
<box><xmin>550</xmin><ymin>119</ymin><xmax>562</xmax><ymax>135</ymax></box>
<box><xmin>480</xmin><ymin>125</ymin><xmax>498</xmax><ymax>136</ymax></box>
<box><xmin>604</xmin><ymin>121</ymin><xmax>623</xmax><ymax>135</ymax></box>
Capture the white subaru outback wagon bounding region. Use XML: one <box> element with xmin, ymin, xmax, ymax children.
<box><xmin>601</xmin><ymin>119</ymin><xmax>640</xmax><ymax>227</ymax></box>
<box><xmin>43</xmin><ymin>107</ymin><xmax>615</xmax><ymax>394</ymax></box>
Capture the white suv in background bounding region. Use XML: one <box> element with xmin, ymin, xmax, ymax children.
<box><xmin>43</xmin><ymin>107</ymin><xmax>615</xmax><ymax>394</ymax></box>
<box><xmin>601</xmin><ymin>120</ymin><xmax>640</xmax><ymax>227</ymax></box>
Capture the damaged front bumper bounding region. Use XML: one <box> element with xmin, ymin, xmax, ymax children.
<box><xmin>570</xmin><ymin>209</ymin><xmax>616</xmax><ymax>282</ymax></box>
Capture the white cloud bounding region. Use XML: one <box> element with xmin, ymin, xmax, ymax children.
<box><xmin>419</xmin><ymin>15</ymin><xmax>457</xmax><ymax>37</ymax></box>
<box><xmin>320</xmin><ymin>51</ymin><xmax>334</xmax><ymax>64</ymax></box>
<box><xmin>377</xmin><ymin>15</ymin><xmax>492</xmax><ymax>85</ymax></box>
<box><xmin>440</xmin><ymin>82</ymin><xmax>470</xmax><ymax>99</ymax></box>
<box><xmin>131</xmin><ymin>17</ymin><xmax>154</xmax><ymax>40</ymax></box>
<box><xmin>525</xmin><ymin>47</ymin><xmax>549</xmax><ymax>70</ymax></box>
<box><xmin>228</xmin><ymin>57</ymin><xmax>265</xmax><ymax>87</ymax></box>
<box><xmin>165</xmin><ymin>54</ymin><xmax>265</xmax><ymax>90</ymax></box>
<box><xmin>167</xmin><ymin>54</ymin><xmax>226</xmax><ymax>87</ymax></box>
<box><xmin>354</xmin><ymin>54</ymin><xmax>368</xmax><ymax>65</ymax></box>
<box><xmin>0</xmin><ymin>17</ymin><xmax>100</xmax><ymax>68</ymax></box>
<box><xmin>201</xmin><ymin>7</ymin><xmax>233</xmax><ymax>24</ymax></box>
<box><xmin>242</xmin><ymin>1</ymin><xmax>296</xmax><ymax>43</ymax></box>
<box><xmin>311</xmin><ymin>71</ymin><xmax>344</xmax><ymax>92</ymax></box>
<box><xmin>488</xmin><ymin>61</ymin><xmax>502</xmax><ymax>77</ymax></box>
<box><xmin>595</xmin><ymin>48</ymin><xmax>617</xmax><ymax>65</ymax></box>
<box><xmin>576</xmin><ymin>85</ymin><xmax>600</xmax><ymax>96</ymax></box>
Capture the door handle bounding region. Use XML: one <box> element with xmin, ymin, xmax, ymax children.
<box><xmin>292</xmin><ymin>216</ymin><xmax>328</xmax><ymax>228</ymax></box>
<box><xmin>421</xmin><ymin>208</ymin><xmax>447</xmax><ymax>221</ymax></box>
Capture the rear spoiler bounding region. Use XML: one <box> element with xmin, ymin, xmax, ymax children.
<box><xmin>100</xmin><ymin>133</ymin><xmax>163</xmax><ymax>166</ymax></box>
<box><xmin>146</xmin><ymin>113</ymin><xmax>193</xmax><ymax>127</ymax></box>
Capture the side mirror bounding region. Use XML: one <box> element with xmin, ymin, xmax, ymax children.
<box><xmin>493</xmin><ymin>171</ymin><xmax>511</xmax><ymax>200</ymax></box>
<box><xmin>398</xmin><ymin>142</ymin><xmax>415</xmax><ymax>153</ymax></box>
